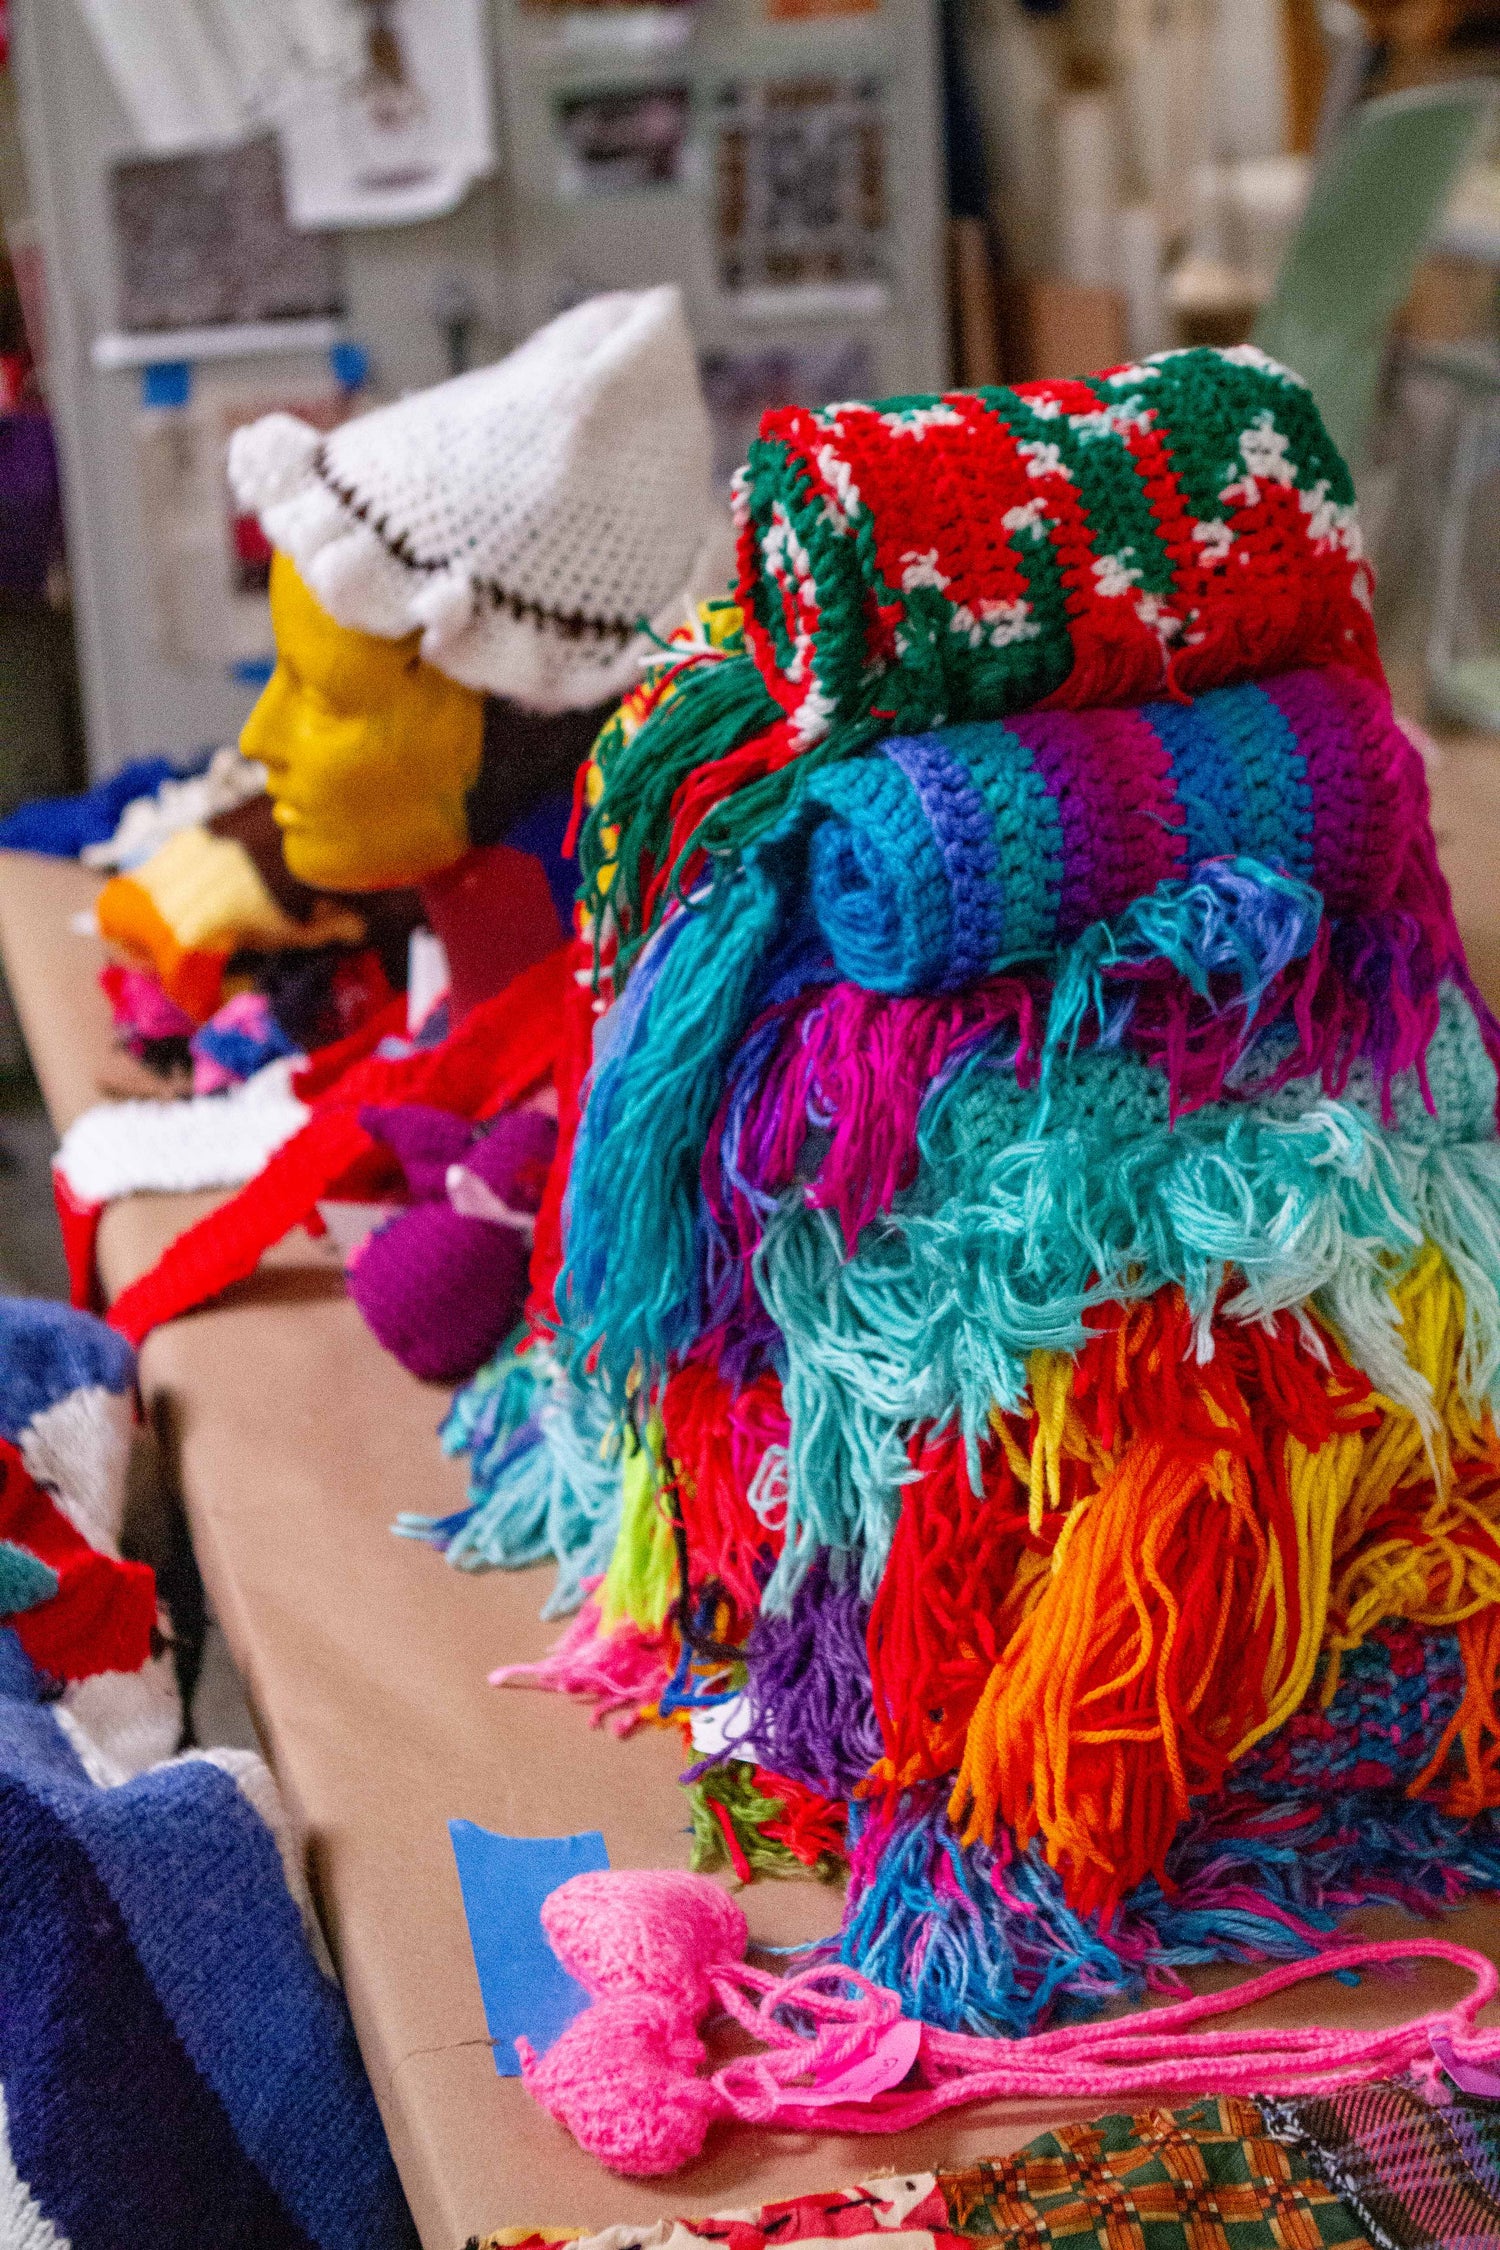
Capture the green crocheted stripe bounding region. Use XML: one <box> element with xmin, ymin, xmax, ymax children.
<box><xmin>1190</xmin><ymin>683</ymin><xmax>1315</xmax><ymax>882</ymax></box>
<box><xmin>990</xmin><ymin>388</ymin><xmax>1177</xmax><ymax>600</ymax></box>
<box><xmin>1131</xmin><ymin>349</ymin><xmax>1354</xmax><ymax>523</ymax></box>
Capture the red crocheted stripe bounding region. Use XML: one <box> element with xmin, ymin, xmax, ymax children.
<box><xmin>107</xmin><ymin>946</ymin><xmax>574</xmax><ymax>1348</ymax></box>
<box><xmin>0</xmin><ymin>1436</ymin><xmax>157</xmax><ymax>1681</ymax></box>
<box><xmin>52</xmin><ymin>1168</ymin><xmax>105</xmax><ymax>1313</ymax></box>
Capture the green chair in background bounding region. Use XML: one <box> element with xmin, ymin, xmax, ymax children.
<box><xmin>1253</xmin><ymin>80</ymin><xmax>1495</xmax><ymax>477</ymax></box>
<box><xmin>1254</xmin><ymin>78</ymin><xmax>1500</xmax><ymax>729</ymax></box>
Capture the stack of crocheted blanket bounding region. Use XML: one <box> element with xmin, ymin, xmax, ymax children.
<box><xmin>432</xmin><ymin>345</ymin><xmax>1500</xmax><ymax>2033</ymax></box>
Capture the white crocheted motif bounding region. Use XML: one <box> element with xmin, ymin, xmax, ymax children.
<box><xmin>229</xmin><ymin>287</ymin><xmax>715</xmax><ymax>712</ymax></box>
<box><xmin>81</xmin><ymin>747</ymin><xmax>267</xmax><ymax>873</ymax></box>
<box><xmin>54</xmin><ymin>1059</ymin><xmax>308</xmax><ymax>1205</ymax></box>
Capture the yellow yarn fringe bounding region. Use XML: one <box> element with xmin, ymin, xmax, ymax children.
<box><xmin>598</xmin><ymin>1415</ymin><xmax>678</xmax><ymax>1633</ymax></box>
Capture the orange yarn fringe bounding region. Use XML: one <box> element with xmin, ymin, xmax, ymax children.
<box><xmin>863</xmin><ymin>1258</ymin><xmax>1500</xmax><ymax>1915</ymax></box>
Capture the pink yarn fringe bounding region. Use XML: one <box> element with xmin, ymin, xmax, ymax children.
<box><xmin>490</xmin><ymin>1590</ymin><xmax>671</xmax><ymax>1737</ymax></box>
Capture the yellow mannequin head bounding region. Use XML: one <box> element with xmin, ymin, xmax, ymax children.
<box><xmin>241</xmin><ymin>554</ymin><xmax>484</xmax><ymax>892</ymax></box>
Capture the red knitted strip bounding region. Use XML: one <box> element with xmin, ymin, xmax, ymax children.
<box><xmin>0</xmin><ymin>1437</ymin><xmax>157</xmax><ymax>1681</ymax></box>
<box><xmin>107</xmin><ymin>946</ymin><xmax>573</xmax><ymax>1347</ymax></box>
<box><xmin>106</xmin><ymin>1108</ymin><xmax>375</xmax><ymax>1348</ymax></box>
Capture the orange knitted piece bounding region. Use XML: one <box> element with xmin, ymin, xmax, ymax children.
<box><xmin>95</xmin><ymin>874</ymin><xmax>228</xmax><ymax>1024</ymax></box>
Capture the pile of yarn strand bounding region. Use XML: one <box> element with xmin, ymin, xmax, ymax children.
<box><xmin>419</xmin><ymin>345</ymin><xmax>1500</xmax><ymax>2042</ymax></box>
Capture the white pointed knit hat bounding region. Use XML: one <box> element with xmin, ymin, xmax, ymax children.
<box><xmin>228</xmin><ymin>287</ymin><xmax>714</xmax><ymax>712</ymax></box>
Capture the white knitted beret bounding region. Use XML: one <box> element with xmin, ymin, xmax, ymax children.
<box><xmin>228</xmin><ymin>287</ymin><xmax>714</xmax><ymax>712</ymax></box>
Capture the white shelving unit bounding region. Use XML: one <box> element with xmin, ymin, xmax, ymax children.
<box><xmin>12</xmin><ymin>0</ymin><xmax>947</xmax><ymax>774</ymax></box>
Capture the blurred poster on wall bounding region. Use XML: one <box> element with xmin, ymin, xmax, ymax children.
<box><xmin>555</xmin><ymin>85</ymin><xmax>693</xmax><ymax>195</ymax></box>
<box><xmin>715</xmin><ymin>78</ymin><xmax>888</xmax><ymax>295</ymax></box>
<box><xmin>764</xmin><ymin>0</ymin><xmax>877</xmax><ymax>15</ymax></box>
<box><xmin>133</xmin><ymin>371</ymin><xmax>357</xmax><ymax>671</ymax></box>
<box><xmin>110</xmin><ymin>137</ymin><xmax>342</xmax><ymax>332</ymax></box>
<box><xmin>700</xmin><ymin>335</ymin><xmax>870</xmax><ymax>486</ymax></box>
<box><xmin>274</xmin><ymin>0</ymin><xmax>497</xmax><ymax>228</ymax></box>
<box><xmin>74</xmin><ymin>0</ymin><xmax>361</xmax><ymax>153</ymax></box>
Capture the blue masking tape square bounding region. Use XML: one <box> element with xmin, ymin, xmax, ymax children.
<box><xmin>449</xmin><ymin>1821</ymin><xmax>610</xmax><ymax>2076</ymax></box>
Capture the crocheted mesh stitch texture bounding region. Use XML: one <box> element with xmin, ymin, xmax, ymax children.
<box><xmin>920</xmin><ymin>981</ymin><xmax>1498</xmax><ymax>1182</ymax></box>
<box><xmin>732</xmin><ymin>345</ymin><xmax>1378</xmax><ymax>749</ymax></box>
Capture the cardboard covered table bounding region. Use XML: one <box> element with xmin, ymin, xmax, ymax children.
<box><xmin>5</xmin><ymin>838</ymin><xmax>1500</xmax><ymax>2249</ymax></box>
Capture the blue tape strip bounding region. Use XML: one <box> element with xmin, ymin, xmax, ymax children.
<box><xmin>449</xmin><ymin>1821</ymin><xmax>610</xmax><ymax>2076</ymax></box>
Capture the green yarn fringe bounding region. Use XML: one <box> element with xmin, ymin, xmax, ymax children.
<box><xmin>687</xmin><ymin>1761</ymin><xmax>843</xmax><ymax>1884</ymax></box>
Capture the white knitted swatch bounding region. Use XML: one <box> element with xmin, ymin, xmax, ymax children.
<box><xmin>229</xmin><ymin>287</ymin><xmax>715</xmax><ymax>712</ymax></box>
<box><xmin>54</xmin><ymin>1059</ymin><xmax>307</xmax><ymax>1205</ymax></box>
<box><xmin>81</xmin><ymin>747</ymin><xmax>267</xmax><ymax>872</ymax></box>
<box><xmin>56</xmin><ymin>1648</ymin><xmax>183</xmax><ymax>1786</ymax></box>
<box><xmin>21</xmin><ymin>1385</ymin><xmax>134</xmax><ymax>1557</ymax></box>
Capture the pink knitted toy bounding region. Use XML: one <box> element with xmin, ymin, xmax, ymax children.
<box><xmin>519</xmin><ymin>1868</ymin><xmax>1500</xmax><ymax>2177</ymax></box>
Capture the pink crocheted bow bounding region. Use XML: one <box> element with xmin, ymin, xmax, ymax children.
<box><xmin>518</xmin><ymin>1868</ymin><xmax>1500</xmax><ymax>2177</ymax></box>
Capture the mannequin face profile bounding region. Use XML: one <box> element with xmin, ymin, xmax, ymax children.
<box><xmin>240</xmin><ymin>553</ymin><xmax>484</xmax><ymax>892</ymax></box>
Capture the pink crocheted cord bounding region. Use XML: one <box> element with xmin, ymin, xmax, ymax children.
<box><xmin>517</xmin><ymin>1869</ymin><xmax>1500</xmax><ymax>2176</ymax></box>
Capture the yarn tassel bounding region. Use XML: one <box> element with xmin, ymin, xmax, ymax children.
<box><xmin>578</xmin><ymin>645</ymin><xmax>781</xmax><ymax>975</ymax></box>
<box><xmin>688</xmin><ymin>1760</ymin><xmax>843</xmax><ymax>1883</ymax></box>
<box><xmin>840</xmin><ymin>1767</ymin><xmax>1500</xmax><ymax>2039</ymax></box>
<box><xmin>734</xmin><ymin>1556</ymin><xmax>886</xmax><ymax>1796</ymax></box>
<box><xmin>561</xmin><ymin>859</ymin><xmax>789</xmax><ymax>1392</ymax></box>
<box><xmin>867</xmin><ymin>1422</ymin><xmax>1059</xmax><ymax>1791</ymax></box>
<box><xmin>399</xmin><ymin>1347</ymin><xmax>625</xmax><ymax>1619</ymax></box>
<box><xmin>490</xmin><ymin>1591</ymin><xmax>672</xmax><ymax>1737</ymax></box>
<box><xmin>1412</xmin><ymin>1605</ymin><xmax>1500</xmax><ymax>1816</ymax></box>
<box><xmin>708</xmin><ymin>977</ymin><xmax>1037</xmax><ymax>1274</ymax></box>
<box><xmin>1327</xmin><ymin>1251</ymin><xmax>1500</xmax><ymax>1658</ymax></box>
<box><xmin>599</xmin><ymin>1416</ymin><xmax>679</xmax><ymax>1634</ymax></box>
<box><xmin>755</xmin><ymin>1006</ymin><xmax>1500</xmax><ymax>1571</ymax></box>
<box><xmin>951</xmin><ymin>1435</ymin><xmax>1294</xmax><ymax>1910</ymax></box>
<box><xmin>659</xmin><ymin>1356</ymin><xmax>788</xmax><ymax>1627</ymax></box>
<box><xmin>1041</xmin><ymin>857</ymin><xmax>1323</xmax><ymax>1113</ymax></box>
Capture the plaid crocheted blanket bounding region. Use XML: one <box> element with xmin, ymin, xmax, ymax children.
<box><xmin>471</xmin><ymin>2084</ymin><xmax>1500</xmax><ymax>2250</ymax></box>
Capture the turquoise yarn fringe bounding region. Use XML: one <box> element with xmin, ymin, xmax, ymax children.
<box><xmin>753</xmin><ymin>982</ymin><xmax>1500</xmax><ymax>1609</ymax></box>
<box><xmin>396</xmin><ymin>1339</ymin><xmax>625</xmax><ymax>1619</ymax></box>
<box><xmin>561</xmin><ymin>857</ymin><xmax>790</xmax><ymax>1397</ymax></box>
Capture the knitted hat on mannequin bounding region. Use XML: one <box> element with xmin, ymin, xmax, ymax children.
<box><xmin>228</xmin><ymin>288</ymin><xmax>715</xmax><ymax>713</ymax></box>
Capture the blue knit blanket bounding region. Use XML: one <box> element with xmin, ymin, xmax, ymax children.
<box><xmin>0</xmin><ymin>1627</ymin><xmax>412</xmax><ymax>2249</ymax></box>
